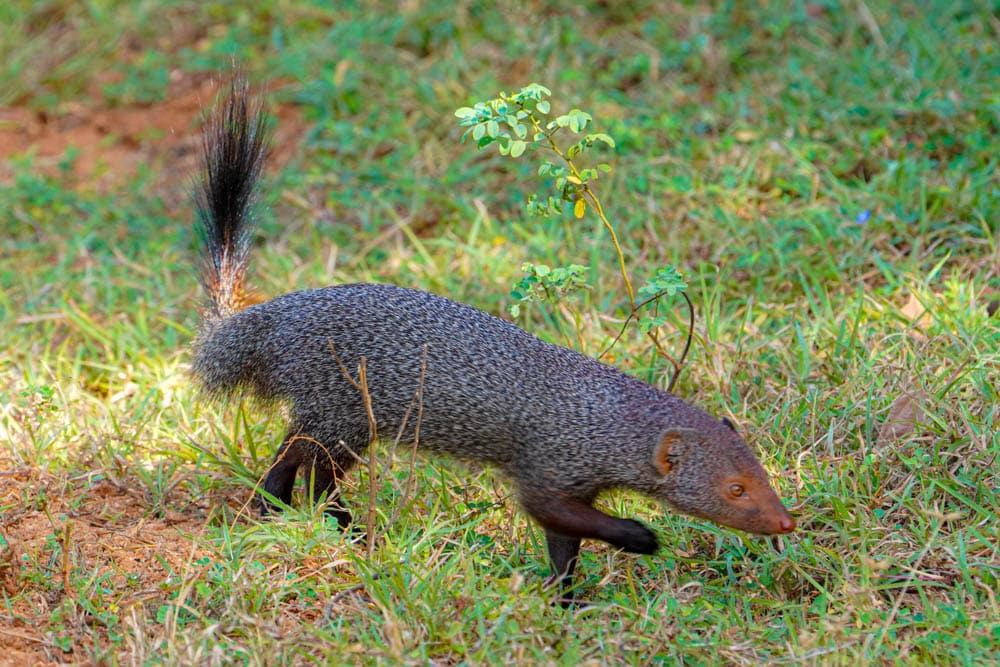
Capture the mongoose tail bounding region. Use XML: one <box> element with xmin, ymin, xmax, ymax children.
<box><xmin>194</xmin><ymin>76</ymin><xmax>269</xmax><ymax>321</ymax></box>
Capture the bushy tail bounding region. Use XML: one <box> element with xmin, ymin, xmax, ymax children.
<box><xmin>195</xmin><ymin>76</ymin><xmax>270</xmax><ymax>320</ymax></box>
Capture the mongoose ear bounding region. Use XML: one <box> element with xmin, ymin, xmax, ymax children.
<box><xmin>652</xmin><ymin>428</ymin><xmax>701</xmax><ymax>476</ymax></box>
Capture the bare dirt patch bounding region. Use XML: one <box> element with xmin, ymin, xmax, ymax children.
<box><xmin>0</xmin><ymin>73</ymin><xmax>306</xmax><ymax>194</ymax></box>
<box><xmin>0</xmin><ymin>466</ymin><xmax>214</xmax><ymax>666</ymax></box>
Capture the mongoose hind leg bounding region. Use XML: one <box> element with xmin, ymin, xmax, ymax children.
<box><xmin>259</xmin><ymin>429</ymin><xmax>360</xmax><ymax>531</ymax></box>
<box><xmin>302</xmin><ymin>441</ymin><xmax>358</xmax><ymax>531</ymax></box>
<box><xmin>259</xmin><ymin>431</ymin><xmax>306</xmax><ymax>515</ymax></box>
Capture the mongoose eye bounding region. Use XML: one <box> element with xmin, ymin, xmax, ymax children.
<box><xmin>729</xmin><ymin>484</ymin><xmax>745</xmax><ymax>498</ymax></box>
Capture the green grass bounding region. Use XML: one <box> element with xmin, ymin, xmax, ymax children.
<box><xmin>2</xmin><ymin>1</ymin><xmax>998</xmax><ymax>664</ymax></box>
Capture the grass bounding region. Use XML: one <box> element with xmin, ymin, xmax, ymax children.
<box><xmin>1</xmin><ymin>0</ymin><xmax>998</xmax><ymax>664</ymax></box>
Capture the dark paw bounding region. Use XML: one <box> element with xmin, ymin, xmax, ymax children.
<box><xmin>544</xmin><ymin>575</ymin><xmax>580</xmax><ymax>609</ymax></box>
<box><xmin>257</xmin><ymin>493</ymin><xmax>286</xmax><ymax>517</ymax></box>
<box><xmin>325</xmin><ymin>507</ymin><xmax>366</xmax><ymax>540</ymax></box>
<box><xmin>614</xmin><ymin>520</ymin><xmax>659</xmax><ymax>554</ymax></box>
<box><xmin>323</xmin><ymin>505</ymin><xmax>353</xmax><ymax>531</ymax></box>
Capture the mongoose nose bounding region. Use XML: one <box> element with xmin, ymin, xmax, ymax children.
<box><xmin>778</xmin><ymin>515</ymin><xmax>796</xmax><ymax>533</ymax></box>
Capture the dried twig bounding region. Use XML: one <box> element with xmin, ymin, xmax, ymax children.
<box><xmin>356</xmin><ymin>358</ymin><xmax>379</xmax><ymax>557</ymax></box>
<box><xmin>598</xmin><ymin>289</ymin><xmax>695</xmax><ymax>392</ymax></box>
<box><xmin>378</xmin><ymin>344</ymin><xmax>429</xmax><ymax>541</ymax></box>
<box><xmin>61</xmin><ymin>520</ymin><xmax>72</xmax><ymax>593</ymax></box>
<box><xmin>327</xmin><ymin>340</ymin><xmax>361</xmax><ymax>391</ymax></box>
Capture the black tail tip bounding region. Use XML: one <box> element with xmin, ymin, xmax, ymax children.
<box><xmin>195</xmin><ymin>72</ymin><xmax>272</xmax><ymax>319</ymax></box>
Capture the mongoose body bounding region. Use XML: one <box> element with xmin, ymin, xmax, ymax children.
<box><xmin>197</xmin><ymin>282</ymin><xmax>780</xmax><ymax>518</ymax></box>
<box><xmin>192</xmin><ymin>79</ymin><xmax>795</xmax><ymax>601</ymax></box>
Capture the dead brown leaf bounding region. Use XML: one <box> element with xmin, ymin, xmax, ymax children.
<box><xmin>900</xmin><ymin>293</ymin><xmax>933</xmax><ymax>338</ymax></box>
<box><xmin>877</xmin><ymin>391</ymin><xmax>927</xmax><ymax>447</ymax></box>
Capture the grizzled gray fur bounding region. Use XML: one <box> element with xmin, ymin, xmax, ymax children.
<box><xmin>195</xmin><ymin>282</ymin><xmax>752</xmax><ymax>499</ymax></box>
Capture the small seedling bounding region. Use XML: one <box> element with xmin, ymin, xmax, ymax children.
<box><xmin>456</xmin><ymin>84</ymin><xmax>691</xmax><ymax>387</ymax></box>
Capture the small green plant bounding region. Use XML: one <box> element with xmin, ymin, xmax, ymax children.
<box><xmin>456</xmin><ymin>84</ymin><xmax>691</xmax><ymax>386</ymax></box>
<box><xmin>509</xmin><ymin>262</ymin><xmax>590</xmax><ymax>348</ymax></box>
<box><xmin>508</xmin><ymin>262</ymin><xmax>589</xmax><ymax>319</ymax></box>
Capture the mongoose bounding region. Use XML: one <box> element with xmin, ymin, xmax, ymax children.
<box><xmin>191</xmin><ymin>79</ymin><xmax>796</xmax><ymax>600</ymax></box>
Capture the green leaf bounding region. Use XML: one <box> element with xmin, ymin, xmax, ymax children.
<box><xmin>537</xmin><ymin>100</ymin><xmax>550</xmax><ymax>114</ymax></box>
<box><xmin>587</xmin><ymin>133</ymin><xmax>615</xmax><ymax>148</ymax></box>
<box><xmin>510</xmin><ymin>262</ymin><xmax>590</xmax><ymax>308</ymax></box>
<box><xmin>638</xmin><ymin>315</ymin><xmax>669</xmax><ymax>333</ymax></box>
<box><xmin>637</xmin><ymin>266</ymin><xmax>688</xmax><ymax>300</ymax></box>
<box><xmin>519</xmin><ymin>83</ymin><xmax>552</xmax><ymax>100</ymax></box>
<box><xmin>455</xmin><ymin>106</ymin><xmax>476</xmax><ymax>119</ymax></box>
<box><xmin>510</xmin><ymin>140</ymin><xmax>527</xmax><ymax>158</ymax></box>
<box><xmin>563</xmin><ymin>109</ymin><xmax>592</xmax><ymax>133</ymax></box>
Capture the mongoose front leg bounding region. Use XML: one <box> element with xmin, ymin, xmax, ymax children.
<box><xmin>523</xmin><ymin>495</ymin><xmax>658</xmax><ymax>606</ymax></box>
<box><xmin>544</xmin><ymin>530</ymin><xmax>581</xmax><ymax>606</ymax></box>
<box><xmin>523</xmin><ymin>495</ymin><xmax>660</xmax><ymax>554</ymax></box>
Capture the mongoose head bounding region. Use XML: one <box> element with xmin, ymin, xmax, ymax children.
<box><xmin>650</xmin><ymin>418</ymin><xmax>795</xmax><ymax>535</ymax></box>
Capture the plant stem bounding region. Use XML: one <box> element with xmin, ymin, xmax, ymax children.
<box><xmin>528</xmin><ymin>114</ymin><xmax>636</xmax><ymax>305</ymax></box>
<box><xmin>524</xmin><ymin>104</ymin><xmax>689</xmax><ymax>387</ymax></box>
